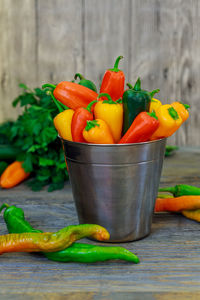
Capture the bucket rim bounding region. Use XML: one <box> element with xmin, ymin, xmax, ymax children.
<box><xmin>60</xmin><ymin>136</ymin><xmax>167</xmax><ymax>147</ymax></box>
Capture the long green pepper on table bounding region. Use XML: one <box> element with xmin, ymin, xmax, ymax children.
<box><xmin>0</xmin><ymin>204</ymin><xmax>139</xmax><ymax>263</ymax></box>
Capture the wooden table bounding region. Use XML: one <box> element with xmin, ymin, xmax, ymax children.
<box><xmin>0</xmin><ymin>147</ymin><xmax>200</xmax><ymax>299</ymax></box>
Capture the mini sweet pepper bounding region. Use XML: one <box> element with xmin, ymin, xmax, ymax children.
<box><xmin>94</xmin><ymin>93</ymin><xmax>123</xmax><ymax>143</ymax></box>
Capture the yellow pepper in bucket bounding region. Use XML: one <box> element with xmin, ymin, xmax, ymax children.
<box><xmin>94</xmin><ymin>93</ymin><xmax>123</xmax><ymax>143</ymax></box>
<box><xmin>150</xmin><ymin>104</ymin><xmax>182</xmax><ymax>140</ymax></box>
<box><xmin>149</xmin><ymin>98</ymin><xmax>162</xmax><ymax>113</ymax></box>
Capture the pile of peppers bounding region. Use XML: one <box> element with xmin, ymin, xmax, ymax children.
<box><xmin>42</xmin><ymin>55</ymin><xmax>190</xmax><ymax>144</ymax></box>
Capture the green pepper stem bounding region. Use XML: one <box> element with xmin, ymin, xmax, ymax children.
<box><xmin>147</xmin><ymin>110</ymin><xmax>158</xmax><ymax>120</ymax></box>
<box><xmin>159</xmin><ymin>187</ymin><xmax>176</xmax><ymax>194</ymax></box>
<box><xmin>74</xmin><ymin>73</ymin><xmax>85</xmax><ymax>81</ymax></box>
<box><xmin>97</xmin><ymin>93</ymin><xmax>117</xmax><ymax>104</ymax></box>
<box><xmin>127</xmin><ymin>83</ymin><xmax>134</xmax><ymax>90</ymax></box>
<box><xmin>168</xmin><ymin>107</ymin><xmax>179</xmax><ymax>120</ymax></box>
<box><xmin>133</xmin><ymin>78</ymin><xmax>141</xmax><ymax>91</ymax></box>
<box><xmin>109</xmin><ymin>56</ymin><xmax>123</xmax><ymax>72</ymax></box>
<box><xmin>150</xmin><ymin>89</ymin><xmax>160</xmax><ymax>98</ymax></box>
<box><xmin>42</xmin><ymin>84</ymin><xmax>56</xmax><ymax>89</ymax></box>
<box><xmin>48</xmin><ymin>91</ymin><xmax>64</xmax><ymax>113</ymax></box>
<box><xmin>0</xmin><ymin>203</ymin><xmax>9</xmax><ymax>213</ymax></box>
<box><xmin>85</xmin><ymin>120</ymin><xmax>100</xmax><ymax>131</ymax></box>
<box><xmin>180</xmin><ymin>102</ymin><xmax>190</xmax><ymax>110</ymax></box>
<box><xmin>86</xmin><ymin>100</ymin><xmax>97</xmax><ymax>112</ymax></box>
<box><xmin>116</xmin><ymin>98</ymin><xmax>122</xmax><ymax>104</ymax></box>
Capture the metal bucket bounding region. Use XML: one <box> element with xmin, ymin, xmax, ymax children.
<box><xmin>61</xmin><ymin>138</ymin><xmax>166</xmax><ymax>242</ymax></box>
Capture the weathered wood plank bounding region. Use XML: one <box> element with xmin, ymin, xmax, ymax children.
<box><xmin>84</xmin><ymin>0</ymin><xmax>130</xmax><ymax>88</ymax></box>
<box><xmin>0</xmin><ymin>0</ymin><xmax>37</xmax><ymax>122</ymax></box>
<box><xmin>37</xmin><ymin>0</ymin><xmax>83</xmax><ymax>85</ymax></box>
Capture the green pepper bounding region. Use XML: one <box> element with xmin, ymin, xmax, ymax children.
<box><xmin>0</xmin><ymin>162</ymin><xmax>8</xmax><ymax>176</ymax></box>
<box><xmin>74</xmin><ymin>73</ymin><xmax>97</xmax><ymax>92</ymax></box>
<box><xmin>0</xmin><ymin>145</ymin><xmax>21</xmax><ymax>161</ymax></box>
<box><xmin>122</xmin><ymin>78</ymin><xmax>159</xmax><ymax>134</ymax></box>
<box><xmin>159</xmin><ymin>184</ymin><xmax>200</xmax><ymax>197</ymax></box>
<box><xmin>45</xmin><ymin>243</ymin><xmax>139</xmax><ymax>263</ymax></box>
<box><xmin>0</xmin><ymin>204</ymin><xmax>139</xmax><ymax>264</ymax></box>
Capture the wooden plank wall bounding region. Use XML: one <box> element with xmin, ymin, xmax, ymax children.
<box><xmin>0</xmin><ymin>0</ymin><xmax>200</xmax><ymax>146</ymax></box>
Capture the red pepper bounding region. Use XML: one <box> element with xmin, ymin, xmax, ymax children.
<box><xmin>100</xmin><ymin>56</ymin><xmax>125</xmax><ymax>101</ymax></box>
<box><xmin>71</xmin><ymin>100</ymin><xmax>97</xmax><ymax>143</ymax></box>
<box><xmin>118</xmin><ymin>111</ymin><xmax>159</xmax><ymax>144</ymax></box>
<box><xmin>43</xmin><ymin>82</ymin><xmax>98</xmax><ymax>111</ymax></box>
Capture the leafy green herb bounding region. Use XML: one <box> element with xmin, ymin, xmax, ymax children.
<box><xmin>0</xmin><ymin>84</ymin><xmax>69</xmax><ymax>191</ymax></box>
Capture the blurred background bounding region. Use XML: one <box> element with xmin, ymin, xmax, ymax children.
<box><xmin>0</xmin><ymin>0</ymin><xmax>199</xmax><ymax>146</ymax></box>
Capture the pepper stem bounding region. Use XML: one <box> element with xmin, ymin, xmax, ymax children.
<box><xmin>0</xmin><ymin>203</ymin><xmax>9</xmax><ymax>213</ymax></box>
<box><xmin>127</xmin><ymin>83</ymin><xmax>134</xmax><ymax>89</ymax></box>
<box><xmin>150</xmin><ymin>89</ymin><xmax>160</xmax><ymax>98</ymax></box>
<box><xmin>47</xmin><ymin>91</ymin><xmax>64</xmax><ymax>113</ymax></box>
<box><xmin>159</xmin><ymin>187</ymin><xmax>176</xmax><ymax>194</ymax></box>
<box><xmin>85</xmin><ymin>100</ymin><xmax>97</xmax><ymax>112</ymax></box>
<box><xmin>97</xmin><ymin>93</ymin><xmax>112</xmax><ymax>101</ymax></box>
<box><xmin>147</xmin><ymin>110</ymin><xmax>158</xmax><ymax>120</ymax></box>
<box><xmin>180</xmin><ymin>102</ymin><xmax>190</xmax><ymax>110</ymax></box>
<box><xmin>133</xmin><ymin>78</ymin><xmax>141</xmax><ymax>91</ymax></box>
<box><xmin>168</xmin><ymin>107</ymin><xmax>179</xmax><ymax>120</ymax></box>
<box><xmin>42</xmin><ymin>84</ymin><xmax>56</xmax><ymax>89</ymax></box>
<box><xmin>109</xmin><ymin>56</ymin><xmax>123</xmax><ymax>72</ymax></box>
<box><xmin>85</xmin><ymin>120</ymin><xmax>100</xmax><ymax>131</ymax></box>
<box><xmin>74</xmin><ymin>73</ymin><xmax>85</xmax><ymax>81</ymax></box>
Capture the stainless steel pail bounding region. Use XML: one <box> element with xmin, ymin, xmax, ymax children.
<box><xmin>61</xmin><ymin>138</ymin><xmax>166</xmax><ymax>242</ymax></box>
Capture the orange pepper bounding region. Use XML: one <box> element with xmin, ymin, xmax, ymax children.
<box><xmin>171</xmin><ymin>101</ymin><xmax>190</xmax><ymax>123</ymax></box>
<box><xmin>83</xmin><ymin>119</ymin><xmax>114</xmax><ymax>144</ymax></box>
<box><xmin>0</xmin><ymin>161</ymin><xmax>30</xmax><ymax>189</ymax></box>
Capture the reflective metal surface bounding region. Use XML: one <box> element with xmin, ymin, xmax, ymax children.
<box><xmin>62</xmin><ymin>139</ymin><xmax>166</xmax><ymax>242</ymax></box>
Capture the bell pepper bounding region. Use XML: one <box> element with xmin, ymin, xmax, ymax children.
<box><xmin>0</xmin><ymin>161</ymin><xmax>30</xmax><ymax>189</ymax></box>
<box><xmin>122</xmin><ymin>78</ymin><xmax>160</xmax><ymax>134</ymax></box>
<box><xmin>150</xmin><ymin>104</ymin><xmax>183</xmax><ymax>140</ymax></box>
<box><xmin>83</xmin><ymin>119</ymin><xmax>114</xmax><ymax>144</ymax></box>
<box><xmin>71</xmin><ymin>100</ymin><xmax>97</xmax><ymax>143</ymax></box>
<box><xmin>149</xmin><ymin>98</ymin><xmax>162</xmax><ymax>113</ymax></box>
<box><xmin>171</xmin><ymin>101</ymin><xmax>190</xmax><ymax>123</ymax></box>
<box><xmin>118</xmin><ymin>111</ymin><xmax>159</xmax><ymax>144</ymax></box>
<box><xmin>100</xmin><ymin>56</ymin><xmax>125</xmax><ymax>101</ymax></box>
<box><xmin>42</xmin><ymin>82</ymin><xmax>98</xmax><ymax>111</ymax></box>
<box><xmin>74</xmin><ymin>73</ymin><xmax>97</xmax><ymax>92</ymax></box>
<box><xmin>94</xmin><ymin>93</ymin><xmax>123</xmax><ymax>143</ymax></box>
<box><xmin>49</xmin><ymin>91</ymin><xmax>74</xmax><ymax>141</ymax></box>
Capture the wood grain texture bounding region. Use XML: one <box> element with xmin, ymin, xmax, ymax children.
<box><xmin>84</xmin><ymin>0</ymin><xmax>130</xmax><ymax>88</ymax></box>
<box><xmin>0</xmin><ymin>147</ymin><xmax>200</xmax><ymax>298</ymax></box>
<box><xmin>0</xmin><ymin>0</ymin><xmax>200</xmax><ymax>146</ymax></box>
<box><xmin>0</xmin><ymin>0</ymin><xmax>37</xmax><ymax>121</ymax></box>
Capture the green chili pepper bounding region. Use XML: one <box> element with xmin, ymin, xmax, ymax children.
<box><xmin>45</xmin><ymin>243</ymin><xmax>139</xmax><ymax>263</ymax></box>
<box><xmin>159</xmin><ymin>184</ymin><xmax>200</xmax><ymax>197</ymax></box>
<box><xmin>0</xmin><ymin>145</ymin><xmax>21</xmax><ymax>161</ymax></box>
<box><xmin>0</xmin><ymin>204</ymin><xmax>139</xmax><ymax>264</ymax></box>
<box><xmin>0</xmin><ymin>162</ymin><xmax>8</xmax><ymax>176</ymax></box>
<box><xmin>0</xmin><ymin>203</ymin><xmax>42</xmax><ymax>234</ymax></box>
<box><xmin>164</xmin><ymin>145</ymin><xmax>179</xmax><ymax>157</ymax></box>
<box><xmin>122</xmin><ymin>78</ymin><xmax>159</xmax><ymax>134</ymax></box>
<box><xmin>74</xmin><ymin>73</ymin><xmax>97</xmax><ymax>92</ymax></box>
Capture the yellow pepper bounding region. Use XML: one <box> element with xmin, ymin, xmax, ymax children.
<box><xmin>83</xmin><ymin>119</ymin><xmax>114</xmax><ymax>144</ymax></box>
<box><xmin>171</xmin><ymin>101</ymin><xmax>190</xmax><ymax>123</ymax></box>
<box><xmin>48</xmin><ymin>89</ymin><xmax>74</xmax><ymax>140</ymax></box>
<box><xmin>149</xmin><ymin>98</ymin><xmax>162</xmax><ymax>113</ymax></box>
<box><xmin>182</xmin><ymin>209</ymin><xmax>200</xmax><ymax>222</ymax></box>
<box><xmin>54</xmin><ymin>109</ymin><xmax>74</xmax><ymax>141</ymax></box>
<box><xmin>94</xmin><ymin>93</ymin><xmax>123</xmax><ymax>143</ymax></box>
<box><xmin>150</xmin><ymin>104</ymin><xmax>183</xmax><ymax>140</ymax></box>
